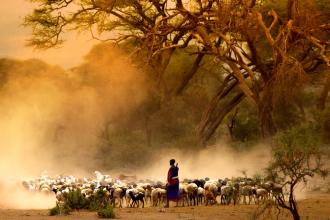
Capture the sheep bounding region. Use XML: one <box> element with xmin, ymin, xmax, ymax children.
<box><xmin>40</xmin><ymin>186</ymin><xmax>52</xmax><ymax>194</ymax></box>
<box><xmin>81</xmin><ymin>188</ymin><xmax>93</xmax><ymax>198</ymax></box>
<box><xmin>52</xmin><ymin>188</ymin><xmax>66</xmax><ymax>202</ymax></box>
<box><xmin>125</xmin><ymin>185</ymin><xmax>145</xmax><ymax>207</ymax></box>
<box><xmin>128</xmin><ymin>191</ymin><xmax>145</xmax><ymax>208</ymax></box>
<box><xmin>197</xmin><ymin>187</ymin><xmax>205</xmax><ymax>205</ymax></box>
<box><xmin>126</xmin><ymin>188</ymin><xmax>139</xmax><ymax>207</ymax></box>
<box><xmin>270</xmin><ymin>184</ymin><xmax>283</xmax><ymax>202</ymax></box>
<box><xmin>135</xmin><ymin>186</ymin><xmax>145</xmax><ymax>194</ymax></box>
<box><xmin>186</xmin><ymin>183</ymin><xmax>198</xmax><ymax>206</ymax></box>
<box><xmin>23</xmin><ymin>172</ymin><xmax>286</xmax><ymax>209</ymax></box>
<box><xmin>259</xmin><ymin>181</ymin><xmax>282</xmax><ymax>199</ymax></box>
<box><xmin>260</xmin><ymin>181</ymin><xmax>272</xmax><ymax>192</ymax></box>
<box><xmin>179</xmin><ymin>184</ymin><xmax>189</xmax><ymax>207</ymax></box>
<box><xmin>204</xmin><ymin>189</ymin><xmax>216</xmax><ymax>206</ymax></box>
<box><xmin>110</xmin><ymin>187</ymin><xmax>126</xmax><ymax>208</ymax></box>
<box><xmin>220</xmin><ymin>185</ymin><xmax>233</xmax><ymax>205</ymax></box>
<box><xmin>150</xmin><ymin>188</ymin><xmax>157</xmax><ymax>206</ymax></box>
<box><xmin>192</xmin><ymin>179</ymin><xmax>205</xmax><ymax>188</ymax></box>
<box><xmin>22</xmin><ymin>180</ymin><xmax>36</xmax><ymax>192</ymax></box>
<box><xmin>204</xmin><ymin>180</ymin><xmax>220</xmax><ymax>202</ymax></box>
<box><xmin>158</xmin><ymin>188</ymin><xmax>167</xmax><ymax>206</ymax></box>
<box><xmin>255</xmin><ymin>188</ymin><xmax>268</xmax><ymax>204</ymax></box>
<box><xmin>231</xmin><ymin>182</ymin><xmax>240</xmax><ymax>205</ymax></box>
<box><xmin>94</xmin><ymin>171</ymin><xmax>114</xmax><ymax>188</ymax></box>
<box><xmin>240</xmin><ymin>185</ymin><xmax>255</xmax><ymax>205</ymax></box>
<box><xmin>150</xmin><ymin>187</ymin><xmax>166</xmax><ymax>207</ymax></box>
<box><xmin>144</xmin><ymin>185</ymin><xmax>153</xmax><ymax>205</ymax></box>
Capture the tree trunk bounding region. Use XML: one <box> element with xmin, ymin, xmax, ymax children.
<box><xmin>289</xmin><ymin>185</ymin><xmax>300</xmax><ymax>220</ymax></box>
<box><xmin>199</xmin><ymin>92</ymin><xmax>244</xmax><ymax>146</ymax></box>
<box><xmin>198</xmin><ymin>76</ymin><xmax>244</xmax><ymax>146</ymax></box>
<box><xmin>259</xmin><ymin>103</ymin><xmax>276</xmax><ymax>138</ymax></box>
<box><xmin>227</xmin><ymin>108</ymin><xmax>239</xmax><ymax>141</ymax></box>
<box><xmin>290</xmin><ymin>202</ymin><xmax>300</xmax><ymax>220</ymax></box>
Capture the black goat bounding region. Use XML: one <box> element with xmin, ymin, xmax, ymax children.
<box><xmin>193</xmin><ymin>179</ymin><xmax>205</xmax><ymax>188</ymax></box>
<box><xmin>128</xmin><ymin>191</ymin><xmax>145</xmax><ymax>208</ymax></box>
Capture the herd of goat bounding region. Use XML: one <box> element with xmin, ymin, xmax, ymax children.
<box><xmin>22</xmin><ymin>171</ymin><xmax>284</xmax><ymax>208</ymax></box>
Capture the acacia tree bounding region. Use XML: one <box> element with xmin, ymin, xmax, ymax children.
<box><xmin>24</xmin><ymin>0</ymin><xmax>330</xmax><ymax>145</ymax></box>
<box><xmin>264</xmin><ymin>126</ymin><xmax>328</xmax><ymax>220</ymax></box>
<box><xmin>24</xmin><ymin>0</ymin><xmax>191</xmax><ymax>85</ymax></box>
<box><xmin>158</xmin><ymin>0</ymin><xmax>330</xmax><ymax>143</ymax></box>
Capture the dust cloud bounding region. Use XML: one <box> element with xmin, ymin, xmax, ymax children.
<box><xmin>0</xmin><ymin>43</ymin><xmax>273</xmax><ymax>209</ymax></box>
<box><xmin>141</xmin><ymin>144</ymin><xmax>271</xmax><ymax>182</ymax></box>
<box><xmin>0</xmin><ymin>43</ymin><xmax>147</xmax><ymax>208</ymax></box>
<box><xmin>0</xmin><ymin>182</ymin><xmax>55</xmax><ymax>209</ymax></box>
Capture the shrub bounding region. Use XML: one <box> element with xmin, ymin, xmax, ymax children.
<box><xmin>88</xmin><ymin>189</ymin><xmax>109</xmax><ymax>211</ymax></box>
<box><xmin>49</xmin><ymin>205</ymin><xmax>60</xmax><ymax>216</ymax></box>
<box><xmin>49</xmin><ymin>189</ymin><xmax>113</xmax><ymax>216</ymax></box>
<box><xmin>64</xmin><ymin>189</ymin><xmax>89</xmax><ymax>209</ymax></box>
<box><xmin>49</xmin><ymin>203</ymin><xmax>71</xmax><ymax>216</ymax></box>
<box><xmin>97</xmin><ymin>205</ymin><xmax>116</xmax><ymax>219</ymax></box>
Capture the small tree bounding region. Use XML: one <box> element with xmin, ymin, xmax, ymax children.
<box><xmin>265</xmin><ymin>125</ymin><xmax>328</xmax><ymax>220</ymax></box>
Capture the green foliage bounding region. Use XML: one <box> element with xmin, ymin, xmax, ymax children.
<box><xmin>64</xmin><ymin>189</ymin><xmax>89</xmax><ymax>210</ymax></box>
<box><xmin>61</xmin><ymin>189</ymin><xmax>110</xmax><ymax>211</ymax></box>
<box><xmin>97</xmin><ymin>205</ymin><xmax>116</xmax><ymax>219</ymax></box>
<box><xmin>87</xmin><ymin>189</ymin><xmax>110</xmax><ymax>211</ymax></box>
<box><xmin>49</xmin><ymin>203</ymin><xmax>71</xmax><ymax>216</ymax></box>
<box><xmin>224</xmin><ymin>102</ymin><xmax>260</xmax><ymax>143</ymax></box>
<box><xmin>261</xmin><ymin>123</ymin><xmax>329</xmax><ymax>220</ymax></box>
<box><xmin>49</xmin><ymin>189</ymin><xmax>114</xmax><ymax>216</ymax></box>
<box><xmin>49</xmin><ymin>205</ymin><xmax>60</xmax><ymax>216</ymax></box>
<box><xmin>274</xmin><ymin>122</ymin><xmax>322</xmax><ymax>151</ymax></box>
<box><xmin>232</xmin><ymin>115</ymin><xmax>259</xmax><ymax>142</ymax></box>
<box><xmin>266</xmin><ymin>123</ymin><xmax>328</xmax><ymax>184</ymax></box>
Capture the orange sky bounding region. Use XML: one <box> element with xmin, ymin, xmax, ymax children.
<box><xmin>0</xmin><ymin>0</ymin><xmax>97</xmax><ymax>68</ymax></box>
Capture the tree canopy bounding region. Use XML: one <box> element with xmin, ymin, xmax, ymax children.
<box><xmin>24</xmin><ymin>0</ymin><xmax>330</xmax><ymax>145</ymax></box>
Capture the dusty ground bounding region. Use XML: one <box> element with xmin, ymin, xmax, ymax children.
<box><xmin>0</xmin><ymin>192</ymin><xmax>329</xmax><ymax>220</ymax></box>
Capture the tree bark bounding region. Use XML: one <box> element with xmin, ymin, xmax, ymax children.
<box><xmin>289</xmin><ymin>196</ymin><xmax>300</xmax><ymax>220</ymax></box>
<box><xmin>259</xmin><ymin>103</ymin><xmax>277</xmax><ymax>138</ymax></box>
<box><xmin>287</xmin><ymin>0</ymin><xmax>296</xmax><ymax>20</ymax></box>
<box><xmin>199</xmin><ymin>92</ymin><xmax>245</xmax><ymax>146</ymax></box>
<box><xmin>227</xmin><ymin>108</ymin><xmax>239</xmax><ymax>141</ymax></box>
<box><xmin>291</xmin><ymin>210</ymin><xmax>300</xmax><ymax>220</ymax></box>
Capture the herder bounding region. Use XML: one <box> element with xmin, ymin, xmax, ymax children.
<box><xmin>165</xmin><ymin>159</ymin><xmax>180</xmax><ymax>207</ymax></box>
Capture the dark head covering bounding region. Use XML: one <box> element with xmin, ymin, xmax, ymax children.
<box><xmin>170</xmin><ymin>159</ymin><xmax>175</xmax><ymax>165</ymax></box>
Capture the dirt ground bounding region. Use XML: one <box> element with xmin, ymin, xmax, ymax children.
<box><xmin>0</xmin><ymin>192</ymin><xmax>329</xmax><ymax>220</ymax></box>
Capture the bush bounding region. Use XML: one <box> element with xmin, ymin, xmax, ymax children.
<box><xmin>97</xmin><ymin>205</ymin><xmax>116</xmax><ymax>219</ymax></box>
<box><xmin>49</xmin><ymin>189</ymin><xmax>114</xmax><ymax>216</ymax></box>
<box><xmin>49</xmin><ymin>203</ymin><xmax>71</xmax><ymax>216</ymax></box>
<box><xmin>88</xmin><ymin>189</ymin><xmax>109</xmax><ymax>211</ymax></box>
<box><xmin>64</xmin><ymin>189</ymin><xmax>89</xmax><ymax>209</ymax></box>
<box><xmin>49</xmin><ymin>205</ymin><xmax>60</xmax><ymax>216</ymax></box>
